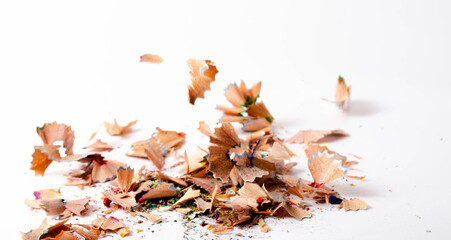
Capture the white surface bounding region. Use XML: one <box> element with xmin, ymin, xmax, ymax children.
<box><xmin>1</xmin><ymin>0</ymin><xmax>450</xmax><ymax>239</ymax></box>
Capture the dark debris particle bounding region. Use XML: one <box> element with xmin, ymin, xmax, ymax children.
<box><xmin>328</xmin><ymin>195</ymin><xmax>343</xmax><ymax>204</ymax></box>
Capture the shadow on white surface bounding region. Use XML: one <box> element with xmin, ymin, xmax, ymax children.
<box><xmin>346</xmin><ymin>100</ymin><xmax>381</xmax><ymax>117</ymax></box>
<box><xmin>317</xmin><ymin>134</ymin><xmax>350</xmax><ymax>144</ymax></box>
<box><xmin>333</xmin><ymin>182</ymin><xmax>380</xmax><ymax>198</ymax></box>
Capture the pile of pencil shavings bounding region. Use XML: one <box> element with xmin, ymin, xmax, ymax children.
<box><xmin>23</xmin><ymin>59</ymin><xmax>364</xmax><ymax>240</ymax></box>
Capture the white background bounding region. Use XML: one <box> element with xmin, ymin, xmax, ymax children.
<box><xmin>1</xmin><ymin>0</ymin><xmax>450</xmax><ymax>239</ymax></box>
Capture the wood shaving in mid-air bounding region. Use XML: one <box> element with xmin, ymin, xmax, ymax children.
<box><xmin>187</xmin><ymin>59</ymin><xmax>218</xmax><ymax>105</ymax></box>
<box><xmin>335</xmin><ymin>76</ymin><xmax>351</xmax><ymax>108</ymax></box>
<box><xmin>140</xmin><ymin>54</ymin><xmax>163</xmax><ymax>64</ymax></box>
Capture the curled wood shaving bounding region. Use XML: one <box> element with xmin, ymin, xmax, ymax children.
<box><xmin>37</xmin><ymin>122</ymin><xmax>74</xmax><ymax>155</ymax></box>
<box><xmin>30</xmin><ymin>145</ymin><xmax>89</xmax><ymax>176</ymax></box>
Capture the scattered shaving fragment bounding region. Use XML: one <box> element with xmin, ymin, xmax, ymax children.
<box><xmin>187</xmin><ymin>59</ymin><xmax>218</xmax><ymax>105</ymax></box>
<box><xmin>33</xmin><ymin>189</ymin><xmax>61</xmax><ymax>200</ymax></box>
<box><xmin>198</xmin><ymin>121</ymin><xmax>213</xmax><ymax>137</ymax></box>
<box><xmin>172</xmin><ymin>188</ymin><xmax>201</xmax><ymax>207</ymax></box>
<box><xmin>286</xmin><ymin>129</ymin><xmax>348</xmax><ymax>144</ymax></box>
<box><xmin>84</xmin><ymin>139</ymin><xmax>114</xmax><ymax>152</ymax></box>
<box><xmin>207</xmin><ymin>224</ymin><xmax>234</xmax><ymax>235</ymax></box>
<box><xmin>268</xmin><ymin>141</ymin><xmax>293</xmax><ymax>160</ymax></box>
<box><xmin>127</xmin><ymin>128</ymin><xmax>185</xmax><ymax>169</ymax></box>
<box><xmin>195</xmin><ymin>198</ymin><xmax>210</xmax><ymax>213</ymax></box>
<box><xmin>258</xmin><ymin>218</ymin><xmax>270</xmax><ymax>233</ymax></box>
<box><xmin>189</xmin><ymin>176</ymin><xmax>223</xmax><ymax>194</ymax></box>
<box><xmin>305</xmin><ymin>144</ymin><xmax>349</xmax><ymax>167</ymax></box>
<box><xmin>246</xmin><ymin>127</ymin><xmax>271</xmax><ymax>141</ymax></box>
<box><xmin>30</xmin><ymin>122</ymin><xmax>84</xmax><ymax>175</ymax></box>
<box><xmin>30</xmin><ymin>196</ymin><xmax>89</xmax><ymax>217</ymax></box>
<box><xmin>99</xmin><ymin>216</ymin><xmax>124</xmax><ymax>230</ymax></box>
<box><xmin>30</xmin><ymin>147</ymin><xmax>53</xmax><ymax>176</ymax></box>
<box><xmin>88</xmin><ymin>125</ymin><xmax>100</xmax><ymax>141</ymax></box>
<box><xmin>92</xmin><ymin>158</ymin><xmax>127</xmax><ymax>183</ymax></box>
<box><xmin>281</xmin><ymin>202</ymin><xmax>312</xmax><ymax>220</ymax></box>
<box><xmin>136</xmin><ymin>181</ymin><xmax>178</xmax><ymax>202</ymax></box>
<box><xmin>136</xmin><ymin>212</ymin><xmax>162</xmax><ymax>223</ymax></box>
<box><xmin>231</xmin><ymin>182</ymin><xmax>268</xmax><ymax>208</ymax></box>
<box><xmin>104</xmin><ymin>119</ymin><xmax>137</xmax><ymax>136</ymax></box>
<box><xmin>21</xmin><ymin>219</ymin><xmax>58</xmax><ymax>240</ymax></box>
<box><xmin>210</xmin><ymin>185</ymin><xmax>219</xmax><ymax>212</ymax></box>
<box><xmin>345</xmin><ymin>175</ymin><xmax>366</xmax><ymax>180</ymax></box>
<box><xmin>339</xmin><ymin>198</ymin><xmax>367</xmax><ymax>211</ymax></box>
<box><xmin>55</xmin><ymin>231</ymin><xmax>78</xmax><ymax>240</ymax></box>
<box><xmin>140</xmin><ymin>53</ymin><xmax>163</xmax><ymax>64</ymax></box>
<box><xmin>65</xmin><ymin>197</ymin><xmax>90</xmax><ymax>215</ymax></box>
<box><xmin>117</xmin><ymin>227</ymin><xmax>130</xmax><ymax>237</ymax></box>
<box><xmin>71</xmin><ymin>224</ymin><xmax>100</xmax><ymax>240</ymax></box>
